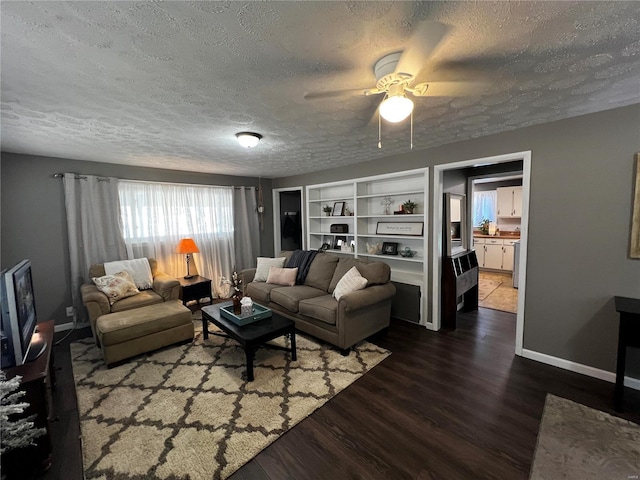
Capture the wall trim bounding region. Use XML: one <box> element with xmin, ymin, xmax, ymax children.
<box><xmin>522</xmin><ymin>348</ymin><xmax>640</xmax><ymax>391</ymax></box>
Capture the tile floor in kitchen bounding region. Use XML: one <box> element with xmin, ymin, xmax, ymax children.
<box><xmin>478</xmin><ymin>270</ymin><xmax>519</xmax><ymax>314</ymax></box>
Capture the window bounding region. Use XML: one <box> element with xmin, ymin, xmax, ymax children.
<box><xmin>472</xmin><ymin>191</ymin><xmax>497</xmax><ymax>226</ymax></box>
<box><xmin>119</xmin><ymin>181</ymin><xmax>233</xmax><ymax>241</ymax></box>
<box><xmin>117</xmin><ymin>180</ymin><xmax>235</xmax><ymax>296</ymax></box>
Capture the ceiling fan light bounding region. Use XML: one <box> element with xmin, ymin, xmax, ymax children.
<box><xmin>379</xmin><ymin>95</ymin><xmax>414</xmax><ymax>123</ymax></box>
<box><xmin>236</xmin><ymin>132</ymin><xmax>262</xmax><ymax>148</ymax></box>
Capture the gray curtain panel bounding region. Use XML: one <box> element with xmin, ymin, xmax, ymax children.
<box><xmin>233</xmin><ymin>187</ymin><xmax>260</xmax><ymax>272</ymax></box>
<box><xmin>63</xmin><ymin>174</ymin><xmax>126</xmax><ymax>317</ymax></box>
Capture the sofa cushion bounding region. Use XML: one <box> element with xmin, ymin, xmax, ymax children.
<box><xmin>266</xmin><ymin>267</ymin><xmax>298</xmax><ymax>286</ymax></box>
<box><xmin>270</xmin><ymin>285</ymin><xmax>327</xmax><ymax>313</ymax></box>
<box><xmin>299</xmin><ymin>295</ymin><xmax>337</xmax><ymax>325</ymax></box>
<box><xmin>92</xmin><ymin>271</ymin><xmax>140</xmax><ymax>305</ymax></box>
<box><xmin>110</xmin><ymin>289</ymin><xmax>164</xmax><ymax>312</ymax></box>
<box><xmin>333</xmin><ymin>266</ymin><xmax>368</xmax><ymax>300</ymax></box>
<box><xmin>246</xmin><ymin>281</ymin><xmax>281</xmax><ymax>304</ymax></box>
<box><xmin>303</xmin><ymin>253</ymin><xmax>339</xmax><ymax>291</ymax></box>
<box><xmin>254</xmin><ymin>257</ymin><xmax>286</xmax><ymax>282</ymax></box>
<box><xmin>329</xmin><ymin>258</ymin><xmax>391</xmax><ymax>293</ymax></box>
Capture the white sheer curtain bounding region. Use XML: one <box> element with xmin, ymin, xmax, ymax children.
<box><xmin>473</xmin><ymin>191</ymin><xmax>498</xmax><ymax>226</ymax></box>
<box><xmin>63</xmin><ymin>174</ymin><xmax>126</xmax><ymax>315</ymax></box>
<box><xmin>233</xmin><ymin>187</ymin><xmax>260</xmax><ymax>271</ymax></box>
<box><xmin>118</xmin><ymin>180</ymin><xmax>234</xmax><ymax>297</ymax></box>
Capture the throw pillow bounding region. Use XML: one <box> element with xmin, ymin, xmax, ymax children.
<box><xmin>254</xmin><ymin>257</ymin><xmax>286</xmax><ymax>282</ymax></box>
<box><xmin>92</xmin><ymin>271</ymin><xmax>140</xmax><ymax>305</ymax></box>
<box><xmin>103</xmin><ymin>258</ymin><xmax>154</xmax><ymax>290</ymax></box>
<box><xmin>333</xmin><ymin>266</ymin><xmax>368</xmax><ymax>301</ymax></box>
<box><xmin>266</xmin><ymin>267</ymin><xmax>298</xmax><ymax>286</ymax></box>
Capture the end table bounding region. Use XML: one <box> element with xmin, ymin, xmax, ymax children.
<box><xmin>178</xmin><ymin>275</ymin><xmax>212</xmax><ymax>309</ymax></box>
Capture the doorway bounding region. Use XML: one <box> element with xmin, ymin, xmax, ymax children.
<box><xmin>432</xmin><ymin>151</ymin><xmax>531</xmax><ymax>356</ymax></box>
<box><xmin>272</xmin><ymin>187</ymin><xmax>304</xmax><ymax>254</ymax></box>
<box><xmin>470</xmin><ymin>173</ymin><xmax>523</xmax><ymax>314</ymax></box>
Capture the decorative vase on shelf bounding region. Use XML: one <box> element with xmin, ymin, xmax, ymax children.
<box><xmin>232</xmin><ymin>292</ymin><xmax>242</xmax><ymax>314</ymax></box>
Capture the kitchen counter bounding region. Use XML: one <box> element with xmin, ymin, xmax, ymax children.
<box><xmin>473</xmin><ymin>234</ymin><xmax>520</xmax><ymax>240</ymax></box>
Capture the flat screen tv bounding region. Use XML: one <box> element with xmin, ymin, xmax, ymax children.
<box><xmin>0</xmin><ymin>260</ymin><xmax>45</xmax><ymax>368</ymax></box>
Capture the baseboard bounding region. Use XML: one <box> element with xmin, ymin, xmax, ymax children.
<box><xmin>54</xmin><ymin>321</ymin><xmax>90</xmax><ymax>333</ymax></box>
<box><xmin>522</xmin><ymin>348</ymin><xmax>640</xmax><ymax>391</ymax></box>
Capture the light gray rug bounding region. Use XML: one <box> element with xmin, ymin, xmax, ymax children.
<box><xmin>529</xmin><ymin>394</ymin><xmax>640</xmax><ymax>480</ymax></box>
<box><xmin>71</xmin><ymin>321</ymin><xmax>389</xmax><ymax>480</ymax></box>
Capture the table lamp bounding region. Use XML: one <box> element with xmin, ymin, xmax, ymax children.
<box><xmin>176</xmin><ymin>238</ymin><xmax>199</xmax><ymax>279</ymax></box>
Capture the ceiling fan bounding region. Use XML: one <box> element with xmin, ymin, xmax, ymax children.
<box><xmin>304</xmin><ymin>22</ymin><xmax>486</xmax><ymax>126</ymax></box>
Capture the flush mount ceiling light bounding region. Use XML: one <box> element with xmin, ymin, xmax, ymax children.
<box><xmin>235</xmin><ymin>132</ymin><xmax>262</xmax><ymax>148</ymax></box>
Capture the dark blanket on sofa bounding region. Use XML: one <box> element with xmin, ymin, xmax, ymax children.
<box><xmin>286</xmin><ymin>249</ymin><xmax>318</xmax><ymax>285</ymax></box>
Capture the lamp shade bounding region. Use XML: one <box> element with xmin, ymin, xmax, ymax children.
<box><xmin>379</xmin><ymin>94</ymin><xmax>414</xmax><ymax>123</ymax></box>
<box><xmin>176</xmin><ymin>238</ymin><xmax>200</xmax><ymax>254</ymax></box>
<box><xmin>236</xmin><ymin>132</ymin><xmax>262</xmax><ymax>148</ymax></box>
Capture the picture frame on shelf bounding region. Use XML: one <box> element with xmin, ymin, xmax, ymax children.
<box><xmin>376</xmin><ymin>221</ymin><xmax>424</xmax><ymax>236</ymax></box>
<box><xmin>332</xmin><ymin>201</ymin><xmax>345</xmax><ymax>216</ymax></box>
<box><xmin>382</xmin><ymin>242</ymin><xmax>398</xmax><ymax>255</ymax></box>
<box><xmin>333</xmin><ymin>235</ymin><xmax>347</xmax><ymax>249</ymax></box>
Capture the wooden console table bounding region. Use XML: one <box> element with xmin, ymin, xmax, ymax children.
<box><xmin>614</xmin><ymin>296</ymin><xmax>640</xmax><ymax>412</ymax></box>
<box><xmin>442</xmin><ymin>250</ymin><xmax>479</xmax><ymax>329</ymax></box>
<box><xmin>2</xmin><ymin>320</ymin><xmax>56</xmax><ymax>475</ymax></box>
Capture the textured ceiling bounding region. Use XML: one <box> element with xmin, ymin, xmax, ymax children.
<box><xmin>1</xmin><ymin>1</ymin><xmax>639</xmax><ymax>178</ymax></box>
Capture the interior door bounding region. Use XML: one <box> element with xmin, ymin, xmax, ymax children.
<box><xmin>276</xmin><ymin>190</ymin><xmax>302</xmax><ymax>252</ymax></box>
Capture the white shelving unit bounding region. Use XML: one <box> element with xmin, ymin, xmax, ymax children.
<box><xmin>306</xmin><ymin>168</ymin><xmax>429</xmax><ymax>323</ymax></box>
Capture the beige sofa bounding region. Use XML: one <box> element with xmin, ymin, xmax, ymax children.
<box><xmin>240</xmin><ymin>251</ymin><xmax>396</xmax><ymax>354</ymax></box>
<box><xmin>81</xmin><ymin>258</ymin><xmax>182</xmax><ymax>343</ymax></box>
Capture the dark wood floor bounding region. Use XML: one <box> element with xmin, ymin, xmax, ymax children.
<box><xmin>24</xmin><ymin>308</ymin><xmax>640</xmax><ymax>479</ymax></box>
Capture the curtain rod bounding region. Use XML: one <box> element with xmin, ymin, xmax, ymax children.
<box><xmin>53</xmin><ymin>173</ymin><xmax>258</xmax><ymax>189</ymax></box>
<box><xmin>53</xmin><ymin>173</ymin><xmax>110</xmax><ymax>182</ymax></box>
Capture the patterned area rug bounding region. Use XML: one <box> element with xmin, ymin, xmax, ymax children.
<box><xmin>70</xmin><ymin>322</ymin><xmax>389</xmax><ymax>480</ymax></box>
<box><xmin>529</xmin><ymin>394</ymin><xmax>640</xmax><ymax>480</ymax></box>
<box><xmin>478</xmin><ymin>278</ymin><xmax>502</xmax><ymax>300</ymax></box>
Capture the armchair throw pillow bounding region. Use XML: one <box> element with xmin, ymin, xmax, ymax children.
<box><xmin>254</xmin><ymin>257</ymin><xmax>286</xmax><ymax>282</ymax></box>
<box><xmin>104</xmin><ymin>258</ymin><xmax>154</xmax><ymax>290</ymax></box>
<box><xmin>333</xmin><ymin>266</ymin><xmax>368</xmax><ymax>301</ymax></box>
<box><xmin>92</xmin><ymin>271</ymin><xmax>140</xmax><ymax>305</ymax></box>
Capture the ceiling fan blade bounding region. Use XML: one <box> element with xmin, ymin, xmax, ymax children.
<box><xmin>395</xmin><ymin>21</ymin><xmax>450</xmax><ymax>78</ymax></box>
<box><xmin>303</xmin><ymin>88</ymin><xmax>367</xmax><ymax>100</ymax></box>
<box><xmin>419</xmin><ymin>80</ymin><xmax>490</xmax><ymax>97</ymax></box>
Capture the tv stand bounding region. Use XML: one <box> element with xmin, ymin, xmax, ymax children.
<box><xmin>25</xmin><ymin>336</ymin><xmax>47</xmax><ymax>362</ymax></box>
<box><xmin>2</xmin><ymin>320</ymin><xmax>55</xmax><ymax>475</ymax></box>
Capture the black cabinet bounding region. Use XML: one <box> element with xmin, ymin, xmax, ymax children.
<box><xmin>442</xmin><ymin>251</ymin><xmax>479</xmax><ymax>329</ymax></box>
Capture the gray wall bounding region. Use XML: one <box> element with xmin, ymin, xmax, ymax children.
<box><xmin>273</xmin><ymin>104</ymin><xmax>640</xmax><ymax>378</ymax></box>
<box><xmin>0</xmin><ymin>153</ymin><xmax>274</xmax><ymax>325</ymax></box>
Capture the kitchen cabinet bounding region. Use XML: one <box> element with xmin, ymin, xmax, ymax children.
<box><xmin>497</xmin><ymin>186</ymin><xmax>522</xmax><ymax>218</ymax></box>
<box><xmin>474</xmin><ymin>237</ymin><xmax>517</xmax><ymax>271</ymax></box>
<box><xmin>502</xmin><ymin>244</ymin><xmax>515</xmax><ymax>272</ymax></box>
<box><xmin>484</xmin><ymin>243</ymin><xmax>503</xmax><ymax>269</ymax></box>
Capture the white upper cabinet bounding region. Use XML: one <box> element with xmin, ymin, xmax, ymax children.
<box><xmin>496</xmin><ymin>186</ymin><xmax>523</xmax><ymax>218</ymax></box>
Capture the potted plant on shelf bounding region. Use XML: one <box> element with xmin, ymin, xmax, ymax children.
<box><xmin>322</xmin><ymin>205</ymin><xmax>333</xmax><ymax>216</ymax></box>
<box><xmin>403</xmin><ymin>200</ymin><xmax>417</xmax><ymax>214</ymax></box>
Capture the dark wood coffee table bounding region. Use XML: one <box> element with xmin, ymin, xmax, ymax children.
<box><xmin>201</xmin><ymin>302</ymin><xmax>296</xmax><ymax>381</ymax></box>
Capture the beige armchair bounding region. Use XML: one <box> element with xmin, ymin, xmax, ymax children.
<box><xmin>81</xmin><ymin>258</ymin><xmax>181</xmax><ymax>343</ymax></box>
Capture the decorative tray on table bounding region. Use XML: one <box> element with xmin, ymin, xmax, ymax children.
<box><xmin>220</xmin><ymin>303</ymin><xmax>272</xmax><ymax>326</ymax></box>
